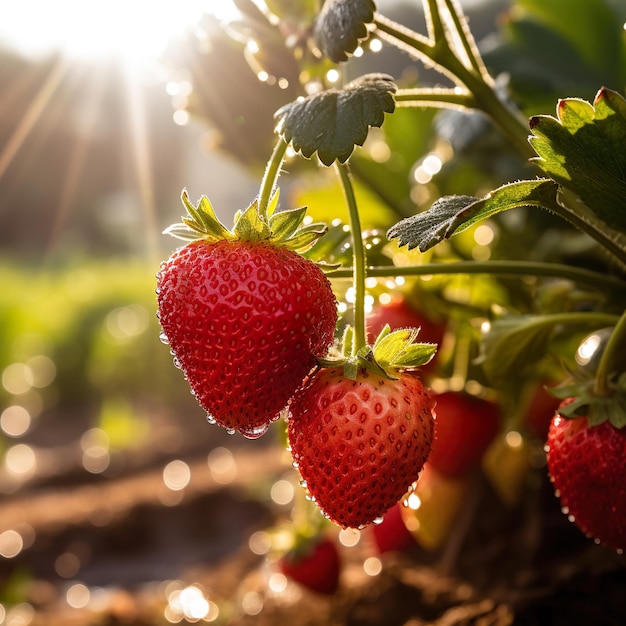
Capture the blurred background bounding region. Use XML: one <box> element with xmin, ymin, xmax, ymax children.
<box><xmin>1</xmin><ymin>0</ymin><xmax>625</xmax><ymax>624</ymax></box>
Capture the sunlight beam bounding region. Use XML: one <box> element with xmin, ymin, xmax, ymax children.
<box><xmin>0</xmin><ymin>57</ymin><xmax>69</xmax><ymax>181</ymax></box>
<box><xmin>46</xmin><ymin>67</ymin><xmax>110</xmax><ymax>258</ymax></box>
<box><xmin>123</xmin><ymin>68</ymin><xmax>160</xmax><ymax>264</ymax></box>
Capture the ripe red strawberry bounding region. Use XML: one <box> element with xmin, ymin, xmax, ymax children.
<box><xmin>157</xmin><ymin>238</ymin><xmax>337</xmax><ymax>438</ymax></box>
<box><xmin>157</xmin><ymin>190</ymin><xmax>337</xmax><ymax>438</ymax></box>
<box><xmin>288</xmin><ymin>367</ymin><xmax>435</xmax><ymax>528</ymax></box>
<box><xmin>427</xmin><ymin>391</ymin><xmax>500</xmax><ymax>477</ymax></box>
<box><xmin>279</xmin><ymin>535</ymin><xmax>341</xmax><ymax>595</ymax></box>
<box><xmin>546</xmin><ymin>398</ymin><xmax>626</xmax><ymax>552</ymax></box>
<box><xmin>370</xmin><ymin>502</ymin><xmax>417</xmax><ymax>554</ymax></box>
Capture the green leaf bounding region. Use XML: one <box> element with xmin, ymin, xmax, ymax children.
<box><xmin>275</xmin><ymin>73</ymin><xmax>397</xmax><ymax>166</ymax></box>
<box><xmin>387</xmin><ymin>179</ymin><xmax>559</xmax><ymax>252</ymax></box>
<box><xmin>478</xmin><ymin>315</ymin><xmax>558</xmax><ymax>386</ymax></box>
<box><xmin>313</xmin><ymin>0</ymin><xmax>376</xmax><ymax>63</ymax></box>
<box><xmin>529</xmin><ymin>88</ymin><xmax>626</xmax><ymax>231</ymax></box>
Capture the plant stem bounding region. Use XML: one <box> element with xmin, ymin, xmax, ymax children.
<box><xmin>258</xmin><ymin>137</ymin><xmax>289</xmax><ymax>219</ymax></box>
<box><xmin>328</xmin><ymin>260</ymin><xmax>626</xmax><ymax>294</ymax></box>
<box><xmin>336</xmin><ymin>163</ymin><xmax>367</xmax><ymax>355</ymax></box>
<box><xmin>374</xmin><ymin>13</ymin><xmax>533</xmax><ymax>159</ymax></box>
<box><xmin>594</xmin><ymin>309</ymin><xmax>626</xmax><ymax>396</ymax></box>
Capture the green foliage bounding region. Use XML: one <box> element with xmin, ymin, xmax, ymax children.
<box><xmin>0</xmin><ymin>260</ymin><xmax>194</xmax><ymax>411</ymax></box>
<box><xmin>313</xmin><ymin>0</ymin><xmax>375</xmax><ymax>63</ymax></box>
<box><xmin>275</xmin><ymin>74</ymin><xmax>397</xmax><ymax>165</ymax></box>
<box><xmin>387</xmin><ymin>180</ymin><xmax>559</xmax><ymax>252</ymax></box>
<box><xmin>530</xmin><ymin>89</ymin><xmax>626</xmax><ymax>232</ymax></box>
<box><xmin>485</xmin><ymin>0</ymin><xmax>626</xmax><ymax>113</ymax></box>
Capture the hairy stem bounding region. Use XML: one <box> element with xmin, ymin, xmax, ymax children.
<box><xmin>594</xmin><ymin>309</ymin><xmax>626</xmax><ymax>396</ymax></box>
<box><xmin>258</xmin><ymin>137</ymin><xmax>289</xmax><ymax>219</ymax></box>
<box><xmin>328</xmin><ymin>260</ymin><xmax>626</xmax><ymax>294</ymax></box>
<box><xmin>336</xmin><ymin>163</ymin><xmax>367</xmax><ymax>354</ymax></box>
<box><xmin>373</xmin><ymin>12</ymin><xmax>533</xmax><ymax>159</ymax></box>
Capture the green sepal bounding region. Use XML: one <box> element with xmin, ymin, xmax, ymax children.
<box><xmin>282</xmin><ymin>223</ymin><xmax>329</xmax><ymax>253</ymax></box>
<box><xmin>549</xmin><ymin>375</ymin><xmax>626</xmax><ymax>429</ymax></box>
<box><xmin>372</xmin><ymin>326</ymin><xmax>437</xmax><ymax>371</ymax></box>
<box><xmin>269</xmin><ymin>205</ymin><xmax>308</xmax><ymax>240</ymax></box>
<box><xmin>317</xmin><ymin>323</ymin><xmax>438</xmax><ymax>381</ymax></box>
<box><xmin>163</xmin><ymin>190</ymin><xmax>234</xmax><ymax>242</ymax></box>
<box><xmin>233</xmin><ymin>199</ymin><xmax>272</xmax><ymax>241</ymax></box>
<box><xmin>163</xmin><ymin>187</ymin><xmax>330</xmax><ymax>252</ymax></box>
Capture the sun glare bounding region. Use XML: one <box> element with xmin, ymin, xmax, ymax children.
<box><xmin>0</xmin><ymin>1</ymin><xmax>238</xmax><ymax>66</ymax></box>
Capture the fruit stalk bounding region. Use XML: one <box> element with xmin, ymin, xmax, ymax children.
<box><xmin>336</xmin><ymin>162</ymin><xmax>367</xmax><ymax>354</ymax></box>
<box><xmin>258</xmin><ymin>137</ymin><xmax>289</xmax><ymax>218</ymax></box>
<box><xmin>594</xmin><ymin>309</ymin><xmax>626</xmax><ymax>397</ymax></box>
<box><xmin>328</xmin><ymin>260</ymin><xmax>626</xmax><ymax>294</ymax></box>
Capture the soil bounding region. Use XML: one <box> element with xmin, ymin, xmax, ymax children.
<box><xmin>1</xmin><ymin>416</ymin><xmax>624</xmax><ymax>626</ymax></box>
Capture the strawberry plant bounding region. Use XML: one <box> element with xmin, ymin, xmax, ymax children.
<box><xmin>160</xmin><ymin>0</ymin><xmax>626</xmax><ymax>554</ymax></box>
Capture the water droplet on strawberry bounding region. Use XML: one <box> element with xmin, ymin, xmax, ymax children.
<box><xmin>173</xmin><ymin>357</ymin><xmax>182</xmax><ymax>370</ymax></box>
<box><xmin>159</xmin><ymin>332</ymin><xmax>170</xmax><ymax>344</ymax></box>
<box><xmin>206</xmin><ymin>414</ymin><xmax>216</xmax><ymax>425</ymax></box>
<box><xmin>372</xmin><ymin>515</ymin><xmax>384</xmax><ymax>525</ymax></box>
<box><xmin>241</xmin><ymin>423</ymin><xmax>270</xmax><ymax>440</ymax></box>
<box><xmin>292</xmin><ymin>460</ymin><xmax>300</xmax><ymax>469</ymax></box>
<box><xmin>299</xmin><ymin>479</ymin><xmax>307</xmax><ymax>488</ymax></box>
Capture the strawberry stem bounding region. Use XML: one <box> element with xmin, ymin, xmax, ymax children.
<box><xmin>258</xmin><ymin>137</ymin><xmax>289</xmax><ymax>220</ymax></box>
<box><xmin>336</xmin><ymin>163</ymin><xmax>367</xmax><ymax>355</ymax></box>
<box><xmin>328</xmin><ymin>261</ymin><xmax>626</xmax><ymax>294</ymax></box>
<box><xmin>594</xmin><ymin>309</ymin><xmax>626</xmax><ymax>397</ymax></box>
<box><xmin>374</xmin><ymin>8</ymin><xmax>532</xmax><ymax>158</ymax></box>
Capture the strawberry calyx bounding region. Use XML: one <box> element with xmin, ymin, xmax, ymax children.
<box><xmin>163</xmin><ymin>188</ymin><xmax>329</xmax><ymax>255</ymax></box>
<box><xmin>318</xmin><ymin>323</ymin><xmax>437</xmax><ymax>380</ymax></box>
<box><xmin>549</xmin><ymin>374</ymin><xmax>626</xmax><ymax>429</ymax></box>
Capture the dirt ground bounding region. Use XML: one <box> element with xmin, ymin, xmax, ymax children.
<box><xmin>1</xmin><ymin>407</ymin><xmax>624</xmax><ymax>626</ymax></box>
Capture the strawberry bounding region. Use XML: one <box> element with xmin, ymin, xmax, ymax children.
<box><xmin>546</xmin><ymin>398</ymin><xmax>626</xmax><ymax>552</ymax></box>
<box><xmin>157</xmin><ymin>191</ymin><xmax>337</xmax><ymax>438</ymax></box>
<box><xmin>370</xmin><ymin>502</ymin><xmax>417</xmax><ymax>554</ymax></box>
<box><xmin>288</xmin><ymin>366</ymin><xmax>435</xmax><ymax>528</ymax></box>
<box><xmin>278</xmin><ymin>535</ymin><xmax>341</xmax><ymax>595</ymax></box>
<box><xmin>427</xmin><ymin>391</ymin><xmax>500</xmax><ymax>478</ymax></box>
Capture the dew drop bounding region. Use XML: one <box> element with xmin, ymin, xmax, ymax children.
<box><xmin>159</xmin><ymin>332</ymin><xmax>170</xmax><ymax>345</ymax></box>
<box><xmin>173</xmin><ymin>357</ymin><xmax>183</xmax><ymax>370</ymax></box>
<box><xmin>299</xmin><ymin>480</ymin><xmax>307</xmax><ymax>489</ymax></box>
<box><xmin>206</xmin><ymin>414</ymin><xmax>216</xmax><ymax>425</ymax></box>
<box><xmin>372</xmin><ymin>515</ymin><xmax>384</xmax><ymax>526</ymax></box>
<box><xmin>241</xmin><ymin>423</ymin><xmax>270</xmax><ymax>440</ymax></box>
<box><xmin>226</xmin><ymin>428</ymin><xmax>236</xmax><ymax>436</ymax></box>
<box><xmin>292</xmin><ymin>461</ymin><xmax>300</xmax><ymax>469</ymax></box>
